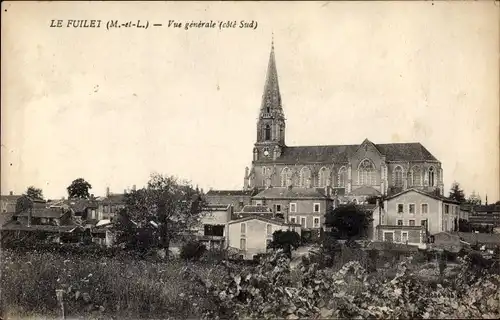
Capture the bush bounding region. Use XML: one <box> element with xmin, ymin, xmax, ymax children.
<box><xmin>180</xmin><ymin>241</ymin><xmax>207</xmax><ymax>261</ymax></box>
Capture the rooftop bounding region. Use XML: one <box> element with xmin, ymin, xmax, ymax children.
<box><xmin>253</xmin><ymin>187</ymin><xmax>328</xmax><ymax>199</ymax></box>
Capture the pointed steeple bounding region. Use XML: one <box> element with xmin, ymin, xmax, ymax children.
<box><xmin>260</xmin><ymin>35</ymin><xmax>283</xmax><ymax>114</ymax></box>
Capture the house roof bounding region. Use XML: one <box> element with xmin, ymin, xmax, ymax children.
<box><xmin>241</xmin><ymin>205</ymin><xmax>273</xmax><ymax>213</ymax></box>
<box><xmin>1</xmin><ymin>221</ymin><xmax>82</xmax><ymax>233</ymax></box>
<box><xmin>385</xmin><ymin>188</ymin><xmax>459</xmax><ymax>204</ymax></box>
<box><xmin>101</xmin><ymin>194</ymin><xmax>126</xmax><ymax>204</ymax></box>
<box><xmin>454</xmin><ymin>232</ymin><xmax>500</xmax><ymax>245</ymax></box>
<box><xmin>350</xmin><ymin>186</ymin><xmax>381</xmax><ymax>196</ymax></box>
<box><xmin>66</xmin><ymin>199</ymin><xmax>98</xmax><ymax>212</ymax></box>
<box><xmin>15</xmin><ymin>207</ymin><xmax>69</xmax><ymax>219</ymax></box>
<box><xmin>253</xmin><ymin>187</ymin><xmax>328</xmax><ymax>199</ymax></box>
<box><xmin>1</xmin><ymin>195</ymin><xmax>22</xmax><ymax>202</ymax></box>
<box><xmin>206</xmin><ymin>190</ymin><xmax>255</xmax><ymax>197</ymax></box>
<box><xmin>474</xmin><ymin>204</ymin><xmax>500</xmax><ymax>213</ymax></box>
<box><xmin>263</xmin><ymin>142</ymin><xmax>438</xmax><ymax>164</ymax></box>
<box><xmin>203</xmin><ymin>204</ymin><xmax>231</xmax><ymax>211</ymax></box>
<box><xmin>228</xmin><ymin>214</ymin><xmax>298</xmax><ymax>226</ymax></box>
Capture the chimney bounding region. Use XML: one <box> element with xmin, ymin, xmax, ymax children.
<box><xmin>9</xmin><ymin>191</ymin><xmax>13</xmax><ymax>196</ymax></box>
<box><xmin>124</xmin><ymin>189</ymin><xmax>127</xmax><ymax>195</ymax></box>
<box><xmin>106</xmin><ymin>187</ymin><xmax>110</xmax><ymax>197</ymax></box>
<box><xmin>132</xmin><ymin>185</ymin><xmax>136</xmax><ymax>191</ymax></box>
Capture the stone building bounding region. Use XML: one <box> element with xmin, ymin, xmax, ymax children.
<box><xmin>243</xmin><ymin>42</ymin><xmax>445</xmax><ymax>201</ymax></box>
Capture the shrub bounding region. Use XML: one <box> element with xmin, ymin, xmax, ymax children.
<box><xmin>180</xmin><ymin>241</ymin><xmax>207</xmax><ymax>261</ymax></box>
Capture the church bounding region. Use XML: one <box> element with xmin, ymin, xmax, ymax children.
<box><xmin>243</xmin><ymin>42</ymin><xmax>445</xmax><ymax>201</ymax></box>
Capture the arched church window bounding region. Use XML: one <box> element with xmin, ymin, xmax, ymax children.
<box><xmin>338</xmin><ymin>167</ymin><xmax>346</xmax><ymax>187</ymax></box>
<box><xmin>266</xmin><ymin>107</ymin><xmax>270</xmax><ymax>113</ymax></box>
<box><xmin>428</xmin><ymin>166</ymin><xmax>435</xmax><ymax>187</ymax></box>
<box><xmin>318</xmin><ymin>167</ymin><xmax>330</xmax><ymax>187</ymax></box>
<box><xmin>358</xmin><ymin>159</ymin><xmax>375</xmax><ymax>186</ymax></box>
<box><xmin>281</xmin><ymin>167</ymin><xmax>292</xmax><ymax>187</ymax></box>
<box><xmin>265</xmin><ymin>125</ymin><xmax>271</xmax><ymax>141</ymax></box>
<box><xmin>394</xmin><ymin>166</ymin><xmax>403</xmax><ymax>187</ymax></box>
<box><xmin>410</xmin><ymin>166</ymin><xmax>422</xmax><ymax>186</ymax></box>
<box><xmin>299</xmin><ymin>167</ymin><xmax>312</xmax><ymax>187</ymax></box>
<box><xmin>262</xmin><ymin>167</ymin><xmax>269</xmax><ymax>187</ymax></box>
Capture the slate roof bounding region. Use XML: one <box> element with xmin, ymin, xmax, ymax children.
<box><xmin>474</xmin><ymin>205</ymin><xmax>500</xmax><ymax>213</ymax></box>
<box><xmin>253</xmin><ymin>187</ymin><xmax>328</xmax><ymax>199</ymax></box>
<box><xmin>386</xmin><ymin>188</ymin><xmax>459</xmax><ymax>204</ymax></box>
<box><xmin>206</xmin><ymin>190</ymin><xmax>256</xmax><ymax>196</ymax></box>
<box><xmin>350</xmin><ymin>186</ymin><xmax>381</xmax><ymax>196</ymax></box>
<box><xmin>15</xmin><ymin>207</ymin><xmax>69</xmax><ymax>219</ymax></box>
<box><xmin>228</xmin><ymin>214</ymin><xmax>298</xmax><ymax>226</ymax></box>
<box><xmin>454</xmin><ymin>232</ymin><xmax>500</xmax><ymax>245</ymax></box>
<box><xmin>267</xmin><ymin>142</ymin><xmax>437</xmax><ymax>164</ymax></box>
<box><xmin>241</xmin><ymin>205</ymin><xmax>273</xmax><ymax>213</ymax></box>
<box><xmin>66</xmin><ymin>199</ymin><xmax>98</xmax><ymax>212</ymax></box>
<box><xmin>1</xmin><ymin>221</ymin><xmax>82</xmax><ymax>233</ymax></box>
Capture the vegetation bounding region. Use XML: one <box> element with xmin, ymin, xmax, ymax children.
<box><xmin>67</xmin><ymin>178</ymin><xmax>93</xmax><ymax>199</ymax></box>
<box><xmin>1</xmin><ymin>244</ymin><xmax>499</xmax><ymax>319</ymax></box>
<box><xmin>448</xmin><ymin>182</ymin><xmax>466</xmax><ymax>203</ymax></box>
<box><xmin>268</xmin><ymin>230</ymin><xmax>301</xmax><ymax>258</ymax></box>
<box><xmin>325</xmin><ymin>204</ymin><xmax>373</xmax><ymax>239</ymax></box>
<box><xmin>115</xmin><ymin>173</ymin><xmax>206</xmax><ymax>259</ymax></box>
<box><xmin>25</xmin><ymin>186</ymin><xmax>43</xmax><ymax>200</ymax></box>
<box><xmin>180</xmin><ymin>240</ymin><xmax>207</xmax><ymax>261</ymax></box>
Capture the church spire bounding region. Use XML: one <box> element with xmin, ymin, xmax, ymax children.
<box><xmin>260</xmin><ymin>35</ymin><xmax>283</xmax><ymax>114</ymax></box>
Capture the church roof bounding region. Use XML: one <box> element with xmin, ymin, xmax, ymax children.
<box><xmin>260</xmin><ymin>37</ymin><xmax>283</xmax><ymax>113</ymax></box>
<box><xmin>253</xmin><ymin>187</ymin><xmax>329</xmax><ymax>199</ymax></box>
<box><xmin>350</xmin><ymin>186</ymin><xmax>381</xmax><ymax>196</ymax></box>
<box><xmin>271</xmin><ymin>142</ymin><xmax>437</xmax><ymax>164</ymax></box>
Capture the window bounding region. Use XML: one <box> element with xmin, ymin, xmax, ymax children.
<box><xmin>421</xmin><ymin>204</ymin><xmax>428</xmax><ymax>214</ymax></box>
<box><xmin>421</xmin><ymin>219</ymin><xmax>427</xmax><ymax>228</ymax></box>
<box><xmin>264</xmin><ymin>124</ymin><xmax>271</xmax><ymax>140</ymax></box>
<box><xmin>299</xmin><ymin>167</ymin><xmax>312</xmax><ymax>187</ymax></box>
<box><xmin>240</xmin><ymin>238</ymin><xmax>246</xmax><ymax>250</ymax></box>
<box><xmin>318</xmin><ymin>167</ymin><xmax>331</xmax><ymax>187</ymax></box>
<box><xmin>394</xmin><ymin>166</ymin><xmax>403</xmax><ymax>187</ymax></box>
<box><xmin>401</xmin><ymin>232</ymin><xmax>408</xmax><ymax>243</ymax></box>
<box><xmin>281</xmin><ymin>167</ymin><xmax>292</xmax><ymax>187</ymax></box>
<box><xmin>289</xmin><ymin>203</ymin><xmax>297</xmax><ymax>213</ymax></box>
<box><xmin>262</xmin><ymin>167</ymin><xmax>269</xmax><ymax>187</ymax></box>
<box><xmin>397</xmin><ymin>204</ymin><xmax>404</xmax><ymax>214</ymax></box>
<box><xmin>313</xmin><ymin>203</ymin><xmax>320</xmax><ymax>213</ymax></box>
<box><xmin>338</xmin><ymin>167</ymin><xmax>346</xmax><ymax>187</ymax></box>
<box><xmin>266</xmin><ymin>224</ymin><xmax>272</xmax><ymax>236</ymax></box>
<box><xmin>266</xmin><ymin>239</ymin><xmax>271</xmax><ymax>248</ymax></box>
<box><xmin>397</xmin><ymin>219</ymin><xmax>403</xmax><ymax>226</ymax></box>
<box><xmin>290</xmin><ymin>217</ymin><xmax>296</xmax><ymax>224</ymax></box>
<box><xmin>409</xmin><ymin>220</ymin><xmax>415</xmax><ymax>226</ymax></box>
<box><xmin>313</xmin><ymin>217</ymin><xmax>320</xmax><ymax>228</ymax></box>
<box><xmin>428</xmin><ymin>166</ymin><xmax>435</xmax><ymax>187</ymax></box>
<box><xmin>275</xmin><ymin>204</ymin><xmax>281</xmax><ymax>212</ymax></box>
<box><xmin>300</xmin><ymin>217</ymin><xmax>307</xmax><ymax>228</ymax></box>
<box><xmin>111</xmin><ymin>205</ymin><xmax>116</xmax><ymax>213</ymax></box>
<box><xmin>444</xmin><ymin>220</ymin><xmax>448</xmax><ymax>231</ymax></box>
<box><xmin>409</xmin><ymin>204</ymin><xmax>415</xmax><ymax>214</ymax></box>
<box><xmin>103</xmin><ymin>205</ymin><xmax>109</xmax><ymax>213</ymax></box>
<box><xmin>410</xmin><ymin>166</ymin><xmax>422</xmax><ymax>186</ymax></box>
<box><xmin>384</xmin><ymin>232</ymin><xmax>394</xmax><ymax>242</ymax></box>
<box><xmin>358</xmin><ymin>159</ymin><xmax>376</xmax><ymax>186</ymax></box>
<box><xmin>204</xmin><ymin>225</ymin><xmax>224</xmax><ymax>237</ymax></box>
<box><xmin>241</xmin><ymin>223</ymin><xmax>246</xmax><ymax>234</ymax></box>
<box><xmin>445</xmin><ymin>204</ymin><xmax>450</xmax><ymax>214</ymax></box>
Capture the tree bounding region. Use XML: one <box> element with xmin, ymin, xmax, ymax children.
<box><xmin>268</xmin><ymin>230</ymin><xmax>301</xmax><ymax>258</ymax></box>
<box><xmin>67</xmin><ymin>178</ymin><xmax>92</xmax><ymax>199</ymax></box>
<box><xmin>466</xmin><ymin>191</ymin><xmax>482</xmax><ymax>205</ymax></box>
<box><xmin>448</xmin><ymin>182</ymin><xmax>466</xmax><ymax>203</ymax></box>
<box><xmin>325</xmin><ymin>204</ymin><xmax>373</xmax><ymax>240</ymax></box>
<box><xmin>25</xmin><ymin>186</ymin><xmax>43</xmax><ymax>200</ymax></box>
<box><xmin>117</xmin><ymin>173</ymin><xmax>205</xmax><ymax>259</ymax></box>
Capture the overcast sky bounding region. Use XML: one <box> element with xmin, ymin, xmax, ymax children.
<box><xmin>1</xmin><ymin>1</ymin><xmax>499</xmax><ymax>201</ymax></box>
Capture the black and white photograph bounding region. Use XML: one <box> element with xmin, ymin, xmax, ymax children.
<box><xmin>1</xmin><ymin>1</ymin><xmax>499</xmax><ymax>319</ymax></box>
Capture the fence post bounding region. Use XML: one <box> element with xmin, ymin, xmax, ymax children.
<box><xmin>55</xmin><ymin>289</ymin><xmax>66</xmax><ymax>320</ymax></box>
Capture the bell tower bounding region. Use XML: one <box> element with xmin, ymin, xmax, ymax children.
<box><xmin>254</xmin><ymin>36</ymin><xmax>286</xmax><ymax>162</ymax></box>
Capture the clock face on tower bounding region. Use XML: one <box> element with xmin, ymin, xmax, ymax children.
<box><xmin>263</xmin><ymin>148</ymin><xmax>270</xmax><ymax>157</ymax></box>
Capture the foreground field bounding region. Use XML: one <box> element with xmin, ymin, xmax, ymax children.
<box><xmin>1</xmin><ymin>248</ymin><xmax>499</xmax><ymax>319</ymax></box>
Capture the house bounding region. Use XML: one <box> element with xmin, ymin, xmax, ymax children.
<box><xmin>193</xmin><ymin>204</ymin><xmax>232</xmax><ymax>249</ymax></box>
<box><xmin>467</xmin><ymin>204</ymin><xmax>500</xmax><ymax>232</ymax></box>
<box><xmin>251</xmin><ymin>186</ymin><xmax>332</xmax><ymax>239</ymax></box>
<box><xmin>205</xmin><ymin>189</ymin><xmax>257</xmax><ymax>212</ymax></box>
<box><xmin>1</xmin><ymin>191</ymin><xmax>22</xmax><ymax>214</ymax></box>
<box><xmin>227</xmin><ymin>212</ymin><xmax>301</xmax><ymax>260</ymax></box>
<box><xmin>1</xmin><ymin>223</ymin><xmax>85</xmax><ymax>245</ymax></box>
<box><xmin>96</xmin><ymin>188</ymin><xmax>127</xmax><ymax>220</ymax></box>
<box><xmin>453</xmin><ymin>232</ymin><xmax>500</xmax><ymax>251</ymax></box>
<box><xmin>382</xmin><ymin>188</ymin><xmax>460</xmax><ymax>235</ymax></box>
<box><xmin>63</xmin><ymin>198</ymin><xmax>99</xmax><ymax>224</ymax></box>
<box><xmin>91</xmin><ymin>219</ymin><xmax>115</xmax><ymax>247</ymax></box>
<box><xmin>428</xmin><ymin>232</ymin><xmax>470</xmax><ymax>253</ymax></box>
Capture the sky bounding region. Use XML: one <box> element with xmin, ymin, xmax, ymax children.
<box><xmin>1</xmin><ymin>1</ymin><xmax>499</xmax><ymax>201</ymax></box>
